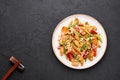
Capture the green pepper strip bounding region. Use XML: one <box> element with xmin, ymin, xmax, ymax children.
<box><xmin>85</xmin><ymin>53</ymin><xmax>89</xmax><ymax>62</ymax></box>
<box><xmin>73</xmin><ymin>53</ymin><xmax>80</xmax><ymax>62</ymax></box>
<box><xmin>96</xmin><ymin>34</ymin><xmax>102</xmax><ymax>43</ymax></box>
<box><xmin>63</xmin><ymin>44</ymin><xmax>66</xmax><ymax>54</ymax></box>
<box><xmin>68</xmin><ymin>22</ymin><xmax>78</xmax><ymax>29</ymax></box>
<box><xmin>89</xmin><ymin>38</ymin><xmax>92</xmax><ymax>44</ymax></box>
<box><xmin>73</xmin><ymin>30</ymin><xmax>82</xmax><ymax>38</ymax></box>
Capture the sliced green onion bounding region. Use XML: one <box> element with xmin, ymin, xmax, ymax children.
<box><xmin>89</xmin><ymin>38</ymin><xmax>92</xmax><ymax>44</ymax></box>
<box><xmin>80</xmin><ymin>44</ymin><xmax>88</xmax><ymax>51</ymax></box>
<box><xmin>73</xmin><ymin>52</ymin><xmax>80</xmax><ymax>62</ymax></box>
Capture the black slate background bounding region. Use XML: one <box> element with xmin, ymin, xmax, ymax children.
<box><xmin>0</xmin><ymin>0</ymin><xmax>120</xmax><ymax>80</ymax></box>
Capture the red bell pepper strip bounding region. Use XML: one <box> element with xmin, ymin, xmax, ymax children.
<box><xmin>90</xmin><ymin>30</ymin><xmax>97</xmax><ymax>34</ymax></box>
<box><xmin>93</xmin><ymin>48</ymin><xmax>97</xmax><ymax>57</ymax></box>
<box><xmin>67</xmin><ymin>51</ymin><xmax>74</xmax><ymax>61</ymax></box>
<box><xmin>91</xmin><ymin>43</ymin><xmax>97</xmax><ymax>57</ymax></box>
<box><xmin>83</xmin><ymin>50</ymin><xmax>88</xmax><ymax>59</ymax></box>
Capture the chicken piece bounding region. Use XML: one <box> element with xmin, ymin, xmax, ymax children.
<box><xmin>60</xmin><ymin>46</ymin><xmax>64</xmax><ymax>56</ymax></box>
<box><xmin>61</xmin><ymin>26</ymin><xmax>68</xmax><ymax>34</ymax></box>
<box><xmin>74</xmin><ymin>18</ymin><xmax>79</xmax><ymax>24</ymax></box>
<box><xmin>88</xmin><ymin>51</ymin><xmax>94</xmax><ymax>61</ymax></box>
<box><xmin>88</xmin><ymin>56</ymin><xmax>93</xmax><ymax>61</ymax></box>
<box><xmin>93</xmin><ymin>37</ymin><xmax>98</xmax><ymax>46</ymax></box>
<box><xmin>78</xmin><ymin>55</ymin><xmax>84</xmax><ymax>66</ymax></box>
<box><xmin>71</xmin><ymin>59</ymin><xmax>79</xmax><ymax>66</ymax></box>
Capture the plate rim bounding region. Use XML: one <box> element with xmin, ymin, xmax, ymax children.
<box><xmin>52</xmin><ymin>14</ymin><xmax>107</xmax><ymax>69</ymax></box>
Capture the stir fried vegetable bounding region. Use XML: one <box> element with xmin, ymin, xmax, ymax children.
<box><xmin>58</xmin><ymin>18</ymin><xmax>102</xmax><ymax>66</ymax></box>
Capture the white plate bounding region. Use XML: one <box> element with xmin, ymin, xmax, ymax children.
<box><xmin>52</xmin><ymin>14</ymin><xmax>107</xmax><ymax>69</ymax></box>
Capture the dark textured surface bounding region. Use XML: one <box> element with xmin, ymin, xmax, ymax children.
<box><xmin>0</xmin><ymin>0</ymin><xmax>120</xmax><ymax>80</ymax></box>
